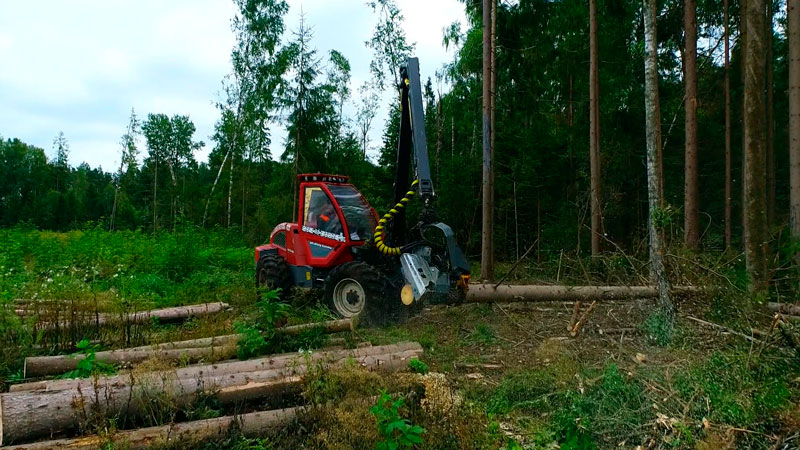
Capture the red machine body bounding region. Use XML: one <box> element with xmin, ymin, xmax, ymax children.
<box><xmin>255</xmin><ymin>173</ymin><xmax>378</xmax><ymax>288</ymax></box>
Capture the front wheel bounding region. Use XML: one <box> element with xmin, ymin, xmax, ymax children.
<box><xmin>324</xmin><ymin>261</ymin><xmax>391</xmax><ymax>327</ymax></box>
<box><xmin>255</xmin><ymin>253</ymin><xmax>292</xmax><ymax>301</ymax></box>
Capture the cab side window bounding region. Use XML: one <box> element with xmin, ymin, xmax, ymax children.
<box><xmin>303</xmin><ymin>187</ymin><xmax>344</xmax><ymax>239</ymax></box>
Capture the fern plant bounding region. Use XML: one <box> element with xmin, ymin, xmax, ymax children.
<box><xmin>370</xmin><ymin>391</ymin><xmax>425</xmax><ymax>450</ymax></box>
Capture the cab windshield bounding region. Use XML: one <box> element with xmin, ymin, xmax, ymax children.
<box><xmin>327</xmin><ymin>185</ymin><xmax>376</xmax><ymax>241</ymax></box>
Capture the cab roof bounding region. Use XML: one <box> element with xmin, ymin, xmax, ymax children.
<box><xmin>298</xmin><ymin>173</ymin><xmax>350</xmax><ymax>184</ymax></box>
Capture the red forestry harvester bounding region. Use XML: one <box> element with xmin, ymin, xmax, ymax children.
<box><xmin>255</xmin><ymin>57</ymin><xmax>470</xmax><ymax>325</ymax></box>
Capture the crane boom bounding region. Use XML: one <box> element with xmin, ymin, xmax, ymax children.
<box><xmin>393</xmin><ymin>57</ymin><xmax>434</xmax><ymax>209</ymax></box>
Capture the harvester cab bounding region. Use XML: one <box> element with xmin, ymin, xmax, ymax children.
<box><xmin>255</xmin><ymin>57</ymin><xmax>470</xmax><ymax>325</ymax></box>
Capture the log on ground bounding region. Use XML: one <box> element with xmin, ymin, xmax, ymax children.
<box><xmin>766</xmin><ymin>302</ymin><xmax>800</xmax><ymax>316</ymax></box>
<box><xmin>0</xmin><ymin>405</ymin><xmax>305</xmax><ymax>450</ymax></box>
<box><xmin>34</xmin><ymin>302</ymin><xmax>230</xmax><ymax>332</ymax></box>
<box><xmin>23</xmin><ymin>345</ymin><xmax>237</xmax><ymax>378</ymax></box>
<box><xmin>465</xmin><ymin>284</ymin><xmax>697</xmax><ymax>303</ymax></box>
<box><xmin>123</xmin><ymin>317</ymin><xmax>354</xmax><ymax>351</ymax></box>
<box><xmin>22</xmin><ymin>317</ymin><xmax>356</xmax><ymax>378</ymax></box>
<box><xmin>0</xmin><ymin>344</ymin><xmax>422</xmax><ymax>445</ymax></box>
<box><xmin>11</xmin><ymin>340</ymin><xmax>415</xmax><ymax>393</ymax></box>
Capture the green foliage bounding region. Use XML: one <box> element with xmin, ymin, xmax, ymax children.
<box><xmin>641</xmin><ymin>310</ymin><xmax>674</xmax><ymax>347</ymax></box>
<box><xmin>61</xmin><ymin>339</ymin><xmax>117</xmax><ymax>379</ymax></box>
<box><xmin>651</xmin><ymin>204</ymin><xmax>678</xmax><ymax>229</ymax></box>
<box><xmin>407</xmin><ymin>358</ymin><xmax>429</xmax><ymax>375</ymax></box>
<box><xmin>235</xmin><ymin>322</ymin><xmax>270</xmax><ymax>360</ymax></box>
<box><xmin>551</xmin><ymin>364</ymin><xmax>648</xmax><ymax>449</ymax></box>
<box><xmin>370</xmin><ymin>391</ymin><xmax>425</xmax><ymax>450</ymax></box>
<box><xmin>674</xmin><ymin>351</ymin><xmax>796</xmax><ymax>429</ymax></box>
<box><xmin>487</xmin><ymin>369</ymin><xmax>559</xmax><ymax>414</ymax></box>
<box><xmin>468</xmin><ymin>323</ymin><xmax>497</xmax><ymax>345</ymax></box>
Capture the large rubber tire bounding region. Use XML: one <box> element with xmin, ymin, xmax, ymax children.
<box><xmin>324</xmin><ymin>261</ymin><xmax>395</xmax><ymax>327</ymax></box>
<box><xmin>255</xmin><ymin>253</ymin><xmax>292</xmax><ymax>301</ymax></box>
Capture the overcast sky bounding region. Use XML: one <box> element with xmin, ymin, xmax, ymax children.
<box><xmin>0</xmin><ymin>0</ymin><xmax>466</xmax><ymax>171</ymax></box>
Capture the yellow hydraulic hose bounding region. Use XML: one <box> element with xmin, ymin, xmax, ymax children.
<box><xmin>373</xmin><ymin>179</ymin><xmax>419</xmax><ymax>256</ymax></box>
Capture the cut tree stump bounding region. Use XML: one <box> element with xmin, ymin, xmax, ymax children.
<box><xmin>766</xmin><ymin>302</ymin><xmax>800</xmax><ymax>316</ymax></box>
<box><xmin>0</xmin><ymin>405</ymin><xmax>305</xmax><ymax>450</ymax></box>
<box><xmin>0</xmin><ymin>343</ymin><xmax>422</xmax><ymax>445</ymax></box>
<box><xmin>22</xmin><ymin>318</ymin><xmax>357</xmax><ymax>378</ymax></box>
<box><xmin>466</xmin><ymin>284</ymin><xmax>696</xmax><ymax>303</ymax></box>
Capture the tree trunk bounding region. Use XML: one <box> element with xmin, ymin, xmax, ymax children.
<box><xmin>742</xmin><ymin>0</ymin><xmax>769</xmax><ymax>292</ymax></box>
<box><xmin>0</xmin><ymin>345</ymin><xmax>423</xmax><ymax>445</ymax></box>
<box><xmin>589</xmin><ymin>0</ymin><xmax>603</xmax><ymax>257</ymax></box>
<box><xmin>436</xmin><ymin>98</ymin><xmax>443</xmax><ymax>180</ymax></box>
<box><xmin>167</xmin><ymin>161</ymin><xmax>179</xmax><ymax>230</ymax></box>
<box><xmin>480</xmin><ymin>0</ymin><xmax>495</xmax><ymax>281</ymax></box>
<box><xmin>202</xmin><ymin>149</ymin><xmax>231</xmax><ymax>228</ymax></box>
<box><xmin>227</xmin><ymin>156</ymin><xmax>233</xmax><ymax>228</ymax></box>
<box><xmin>644</xmin><ymin>0</ymin><xmax>675</xmax><ymax>335</ymax></box>
<box><xmin>465</xmin><ymin>284</ymin><xmax>695</xmax><ymax>303</ymax></box>
<box><xmin>109</xmin><ymin>157</ymin><xmax>124</xmax><ymax>231</ymax></box>
<box><xmin>766</xmin><ymin>0</ymin><xmax>775</xmax><ymax>226</ymax></box>
<box><xmin>684</xmin><ymin>0</ymin><xmax>700</xmax><ymax>249</ymax></box>
<box><xmin>153</xmin><ymin>157</ymin><xmax>158</xmax><ymax>234</ymax></box>
<box><xmin>725</xmin><ymin>0</ymin><xmax>733</xmax><ymax>249</ymax></box>
<box><xmin>10</xmin><ymin>405</ymin><xmax>306</xmax><ymax>450</ymax></box>
<box><xmin>766</xmin><ymin>302</ymin><xmax>800</xmax><ymax>315</ymax></box>
<box><xmin>789</xmin><ymin>0</ymin><xmax>800</xmax><ymax>245</ymax></box>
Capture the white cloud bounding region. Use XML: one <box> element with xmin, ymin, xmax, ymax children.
<box><xmin>0</xmin><ymin>0</ymin><xmax>466</xmax><ymax>170</ymax></box>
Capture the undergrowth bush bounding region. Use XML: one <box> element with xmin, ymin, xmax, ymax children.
<box><xmin>674</xmin><ymin>350</ymin><xmax>796</xmax><ymax>430</ymax></box>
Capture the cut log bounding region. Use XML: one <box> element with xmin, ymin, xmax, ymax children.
<box><xmin>0</xmin><ymin>344</ymin><xmax>422</xmax><ymax>445</ymax></box>
<box><xmin>124</xmin><ymin>317</ymin><xmax>354</xmax><ymax>351</ymax></box>
<box><xmin>1</xmin><ymin>405</ymin><xmax>305</xmax><ymax>450</ymax></box>
<box><xmin>34</xmin><ymin>302</ymin><xmax>229</xmax><ymax>331</ymax></box>
<box><xmin>466</xmin><ymin>284</ymin><xmax>697</xmax><ymax>303</ymax></box>
<box><xmin>766</xmin><ymin>302</ymin><xmax>800</xmax><ymax>316</ymax></box>
<box><xmin>22</xmin><ymin>318</ymin><xmax>356</xmax><ymax>378</ymax></box>
<box><xmin>11</xmin><ymin>341</ymin><xmax>419</xmax><ymax>393</ymax></box>
<box><xmin>23</xmin><ymin>345</ymin><xmax>237</xmax><ymax>378</ymax></box>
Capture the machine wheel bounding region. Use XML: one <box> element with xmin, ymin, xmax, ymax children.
<box><xmin>324</xmin><ymin>262</ymin><xmax>392</xmax><ymax>327</ymax></box>
<box><xmin>255</xmin><ymin>253</ymin><xmax>292</xmax><ymax>301</ymax></box>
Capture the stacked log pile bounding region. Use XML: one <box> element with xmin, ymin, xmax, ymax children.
<box><xmin>0</xmin><ymin>341</ymin><xmax>423</xmax><ymax>447</ymax></box>
<box><xmin>22</xmin><ymin>317</ymin><xmax>357</xmax><ymax>377</ymax></box>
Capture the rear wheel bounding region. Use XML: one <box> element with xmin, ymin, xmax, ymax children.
<box><xmin>324</xmin><ymin>261</ymin><xmax>393</xmax><ymax>327</ymax></box>
<box><xmin>255</xmin><ymin>253</ymin><xmax>292</xmax><ymax>301</ymax></box>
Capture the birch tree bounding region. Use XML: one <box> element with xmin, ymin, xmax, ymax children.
<box><xmin>110</xmin><ymin>109</ymin><xmax>139</xmax><ymax>231</ymax></box>
<box><xmin>643</xmin><ymin>0</ymin><xmax>674</xmax><ymax>338</ymax></box>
